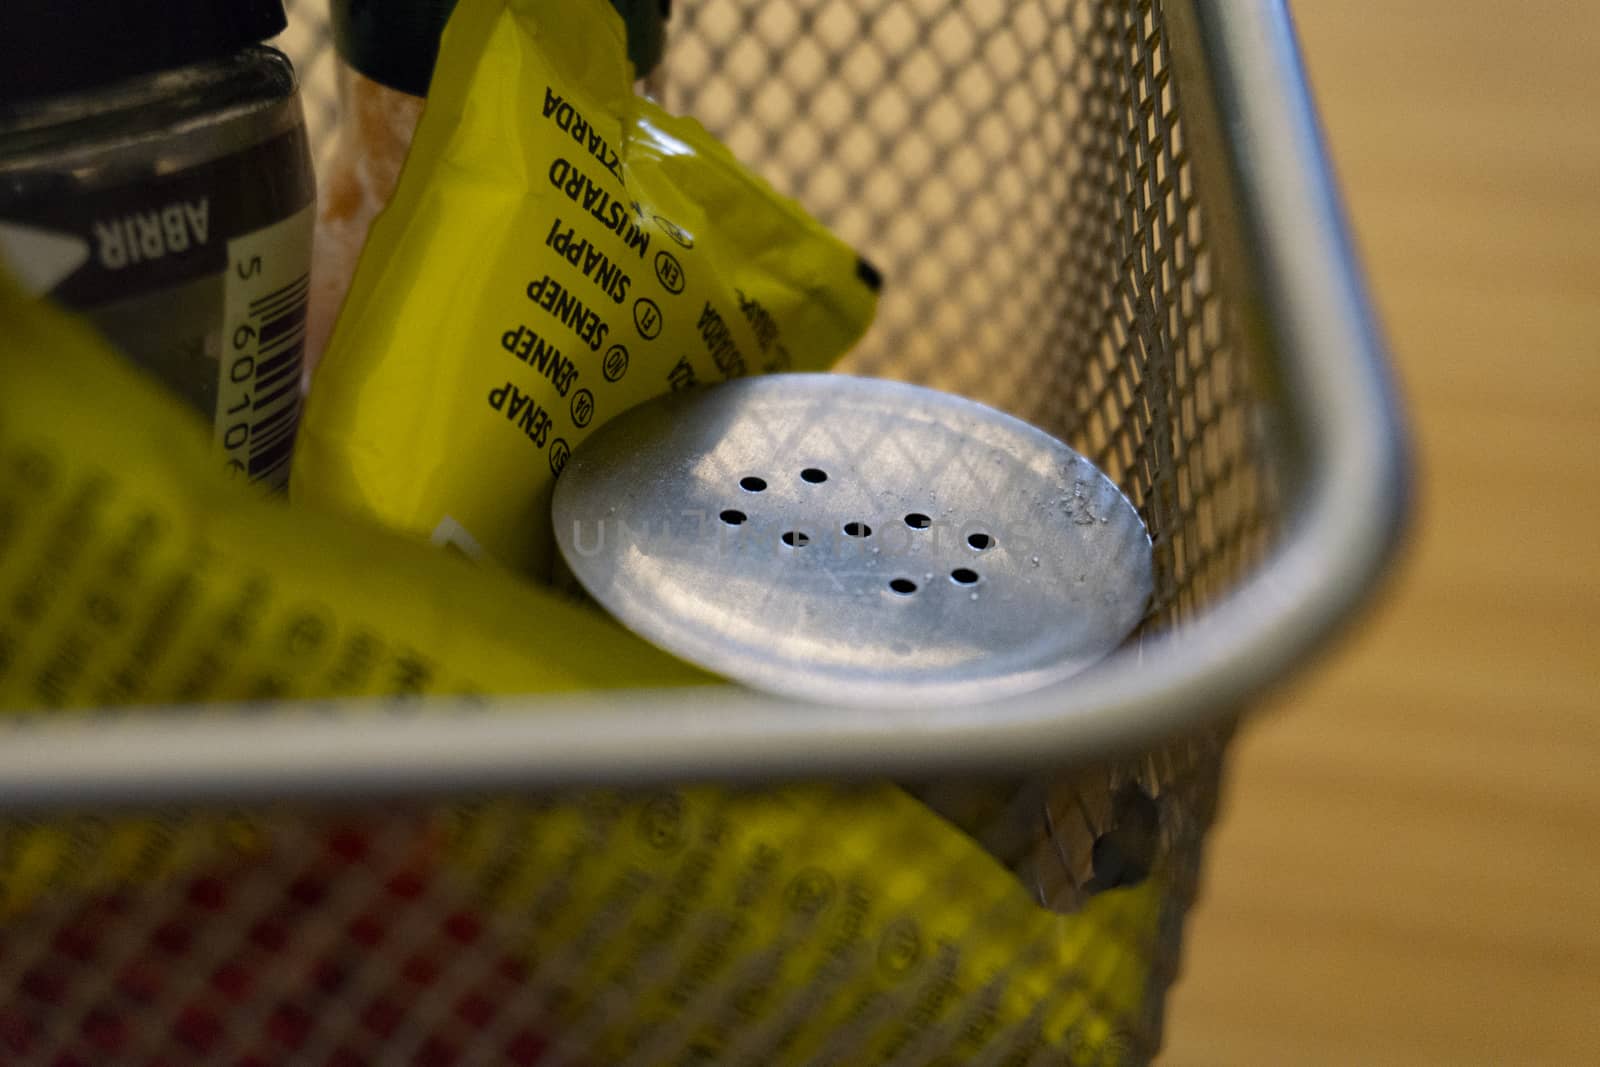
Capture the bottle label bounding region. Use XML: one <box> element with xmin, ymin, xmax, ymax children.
<box><xmin>0</xmin><ymin>128</ymin><xmax>314</xmax><ymax>490</ymax></box>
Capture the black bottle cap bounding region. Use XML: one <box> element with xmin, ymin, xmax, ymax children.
<box><xmin>331</xmin><ymin>0</ymin><xmax>668</xmax><ymax>98</ymax></box>
<box><xmin>0</xmin><ymin>0</ymin><xmax>288</xmax><ymax>106</ymax></box>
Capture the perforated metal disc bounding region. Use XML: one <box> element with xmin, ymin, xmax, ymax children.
<box><xmin>552</xmin><ymin>375</ymin><xmax>1152</xmax><ymax>707</ymax></box>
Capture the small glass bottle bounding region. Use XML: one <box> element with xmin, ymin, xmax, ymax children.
<box><xmin>0</xmin><ymin>0</ymin><xmax>316</xmax><ymax>490</ymax></box>
<box><xmin>308</xmin><ymin>0</ymin><xmax>669</xmax><ymax>377</ymax></box>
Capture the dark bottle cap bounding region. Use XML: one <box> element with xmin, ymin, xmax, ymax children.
<box><xmin>331</xmin><ymin>0</ymin><xmax>668</xmax><ymax>98</ymax></box>
<box><xmin>0</xmin><ymin>0</ymin><xmax>288</xmax><ymax>106</ymax></box>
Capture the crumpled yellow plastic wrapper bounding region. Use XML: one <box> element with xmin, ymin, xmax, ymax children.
<box><xmin>293</xmin><ymin>0</ymin><xmax>880</xmax><ymax>580</ymax></box>
<box><xmin>0</xmin><ymin>274</ymin><xmax>1157</xmax><ymax>1061</ymax></box>
<box><xmin>0</xmin><ymin>271</ymin><xmax>707</xmax><ymax>712</ymax></box>
<box><xmin>0</xmin><ymin>0</ymin><xmax>1160</xmax><ymax>1053</ymax></box>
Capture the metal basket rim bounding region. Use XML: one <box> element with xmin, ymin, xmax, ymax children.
<box><xmin>0</xmin><ymin>0</ymin><xmax>1409</xmax><ymax>809</ymax></box>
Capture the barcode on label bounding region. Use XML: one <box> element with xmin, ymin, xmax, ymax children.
<box><xmin>217</xmin><ymin>204</ymin><xmax>314</xmax><ymax>491</ymax></box>
<box><xmin>241</xmin><ymin>274</ymin><xmax>308</xmax><ymax>486</ymax></box>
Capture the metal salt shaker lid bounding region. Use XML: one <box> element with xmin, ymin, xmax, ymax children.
<box><xmin>553</xmin><ymin>375</ymin><xmax>1154</xmax><ymax>707</ymax></box>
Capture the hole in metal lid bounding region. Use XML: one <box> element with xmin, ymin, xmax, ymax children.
<box><xmin>800</xmin><ymin>467</ymin><xmax>828</xmax><ymax>484</ymax></box>
<box><xmin>1084</xmin><ymin>784</ymin><xmax>1161</xmax><ymax>895</ymax></box>
<box><xmin>781</xmin><ymin>530</ymin><xmax>811</xmax><ymax>547</ymax></box>
<box><xmin>719</xmin><ymin>509</ymin><xmax>747</xmax><ymax>526</ymax></box>
<box><xmin>843</xmin><ymin>521</ymin><xmax>872</xmax><ymax>537</ymax></box>
<box><xmin>904</xmin><ymin>512</ymin><xmax>931</xmax><ymax>529</ymax></box>
<box><xmin>950</xmin><ymin>568</ymin><xmax>979</xmax><ymax>585</ymax></box>
<box><xmin>739</xmin><ymin>476</ymin><xmax>767</xmax><ymax>492</ymax></box>
<box><xmin>966</xmin><ymin>532</ymin><xmax>992</xmax><ymax>550</ymax></box>
<box><xmin>888</xmin><ymin>578</ymin><xmax>918</xmax><ymax>595</ymax></box>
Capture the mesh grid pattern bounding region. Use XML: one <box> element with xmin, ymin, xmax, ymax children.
<box><xmin>0</xmin><ymin>794</ymin><xmax>1188</xmax><ymax>1065</ymax></box>
<box><xmin>658</xmin><ymin>0</ymin><xmax>1275</xmax><ymax>628</ymax></box>
<box><xmin>0</xmin><ymin>1</ymin><xmax>1287</xmax><ymax>1063</ymax></box>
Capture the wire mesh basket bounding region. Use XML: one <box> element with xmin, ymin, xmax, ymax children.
<box><xmin>0</xmin><ymin>0</ymin><xmax>1407</xmax><ymax>1063</ymax></box>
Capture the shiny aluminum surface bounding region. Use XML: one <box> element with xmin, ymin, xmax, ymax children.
<box><xmin>553</xmin><ymin>375</ymin><xmax>1153</xmax><ymax>706</ymax></box>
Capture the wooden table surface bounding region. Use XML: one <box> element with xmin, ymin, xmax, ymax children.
<box><xmin>1160</xmin><ymin>2</ymin><xmax>1600</xmax><ymax>1063</ymax></box>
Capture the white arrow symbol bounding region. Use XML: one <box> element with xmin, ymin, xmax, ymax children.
<box><xmin>0</xmin><ymin>220</ymin><xmax>91</xmax><ymax>296</ymax></box>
